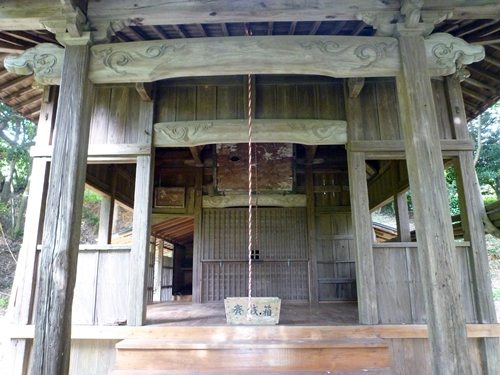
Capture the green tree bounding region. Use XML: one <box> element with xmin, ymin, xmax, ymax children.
<box><xmin>0</xmin><ymin>102</ymin><xmax>36</xmax><ymax>236</ymax></box>
<box><xmin>469</xmin><ymin>104</ymin><xmax>500</xmax><ymax>199</ymax></box>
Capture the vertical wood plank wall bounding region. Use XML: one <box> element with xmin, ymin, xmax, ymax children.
<box><xmin>200</xmin><ymin>208</ymin><xmax>309</xmax><ymax>302</ymax></box>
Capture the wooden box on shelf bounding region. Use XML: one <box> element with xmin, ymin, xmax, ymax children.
<box><xmin>155</xmin><ymin>187</ymin><xmax>185</xmax><ymax>208</ymax></box>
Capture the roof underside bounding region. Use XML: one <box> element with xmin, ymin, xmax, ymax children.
<box><xmin>1</xmin><ymin>18</ymin><xmax>500</xmax><ymax>124</ymax></box>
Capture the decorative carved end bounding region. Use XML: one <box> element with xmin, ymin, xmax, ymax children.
<box><xmin>426</xmin><ymin>33</ymin><xmax>485</xmax><ymax>76</ymax></box>
<box><xmin>4</xmin><ymin>43</ymin><xmax>64</xmax><ymax>85</ymax></box>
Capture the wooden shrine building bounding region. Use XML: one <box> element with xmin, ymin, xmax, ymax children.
<box><xmin>2</xmin><ymin>1</ymin><xmax>500</xmax><ymax>374</ymax></box>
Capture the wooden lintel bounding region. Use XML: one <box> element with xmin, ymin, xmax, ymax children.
<box><xmin>203</xmin><ymin>194</ymin><xmax>307</xmax><ymax>208</ymax></box>
<box><xmin>155</xmin><ymin>119</ymin><xmax>347</xmax><ymax>147</ymax></box>
<box><xmin>313</xmin><ymin>185</ymin><xmax>349</xmax><ymax>193</ymax></box>
<box><xmin>348</xmin><ymin>77</ymin><xmax>365</xmax><ymax>98</ymax></box>
<box><xmin>349</xmin><ymin>139</ymin><xmax>475</xmax><ymax>153</ymax></box>
<box><xmin>31</xmin><ymin>143</ymin><xmax>152</xmax><ymax>158</ymax></box>
<box><xmin>135</xmin><ymin>82</ymin><xmax>154</xmax><ymax>102</ymax></box>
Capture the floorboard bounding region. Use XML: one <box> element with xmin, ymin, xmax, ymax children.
<box><xmin>146</xmin><ymin>301</ymin><xmax>359</xmax><ymax>326</ymax></box>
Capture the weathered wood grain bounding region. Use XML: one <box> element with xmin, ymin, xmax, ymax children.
<box><xmin>202</xmin><ymin>194</ymin><xmax>306</xmax><ymax>208</ymax></box>
<box><xmin>347</xmin><ymin>152</ymin><xmax>378</xmax><ymax>324</ymax></box>
<box><xmin>396</xmin><ymin>35</ymin><xmax>471</xmax><ymax>375</ymax></box>
<box><xmin>449</xmin><ymin>73</ymin><xmax>500</xmax><ymax>373</ymax></box>
<box><xmin>154</xmin><ymin>119</ymin><xmax>347</xmax><ymax>147</ymax></box>
<box><xmin>127</xmin><ymin>98</ymin><xmax>154</xmax><ymax>325</ymax></box>
<box><xmin>30</xmin><ymin>43</ymin><xmax>94</xmax><ymax>375</ymax></box>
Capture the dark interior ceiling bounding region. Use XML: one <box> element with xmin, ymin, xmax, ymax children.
<box><xmin>1</xmin><ymin>19</ymin><xmax>500</xmax><ymax>124</ymax></box>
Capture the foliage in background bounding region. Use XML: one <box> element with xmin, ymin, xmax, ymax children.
<box><xmin>470</xmin><ymin>104</ymin><xmax>500</xmax><ymax>200</ymax></box>
<box><xmin>82</xmin><ymin>189</ymin><xmax>102</xmax><ymax>235</ymax></box>
<box><xmin>0</xmin><ymin>102</ymin><xmax>36</xmax><ymax>237</ymax></box>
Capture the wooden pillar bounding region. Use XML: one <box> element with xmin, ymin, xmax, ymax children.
<box><xmin>192</xmin><ymin>167</ymin><xmax>203</xmax><ymax>304</ymax></box>
<box><xmin>98</xmin><ymin>195</ymin><xmax>112</xmax><ymax>244</ymax></box>
<box><xmin>305</xmin><ymin>163</ymin><xmax>318</xmax><ymax>303</ymax></box>
<box><xmin>346</xmin><ymin>151</ymin><xmax>378</xmax><ymax>324</ymax></box>
<box><xmin>345</xmin><ymin>81</ymin><xmax>378</xmax><ymax>324</ymax></box>
<box><xmin>446</xmin><ymin>76</ymin><xmax>500</xmax><ymax>374</ymax></box>
<box><xmin>127</xmin><ymin>98</ymin><xmax>155</xmax><ymax>326</ymax></box>
<box><xmin>98</xmin><ymin>167</ymin><xmax>117</xmax><ymax>244</ymax></box>
<box><xmin>153</xmin><ymin>239</ymin><xmax>164</xmax><ymax>302</ymax></box>
<box><xmin>7</xmin><ymin>86</ymin><xmax>55</xmax><ymax>375</ymax></box>
<box><xmin>30</xmin><ymin>42</ymin><xmax>94</xmax><ymax>375</ymax></box>
<box><xmin>396</xmin><ymin>35</ymin><xmax>471</xmax><ymax>375</ymax></box>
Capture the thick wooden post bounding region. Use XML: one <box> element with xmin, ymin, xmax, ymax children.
<box><xmin>345</xmin><ymin>82</ymin><xmax>378</xmax><ymax>324</ymax></box>
<box><xmin>127</xmin><ymin>98</ymin><xmax>155</xmax><ymax>325</ymax></box>
<box><xmin>192</xmin><ymin>167</ymin><xmax>204</xmax><ymax>304</ymax></box>
<box><xmin>7</xmin><ymin>86</ymin><xmax>55</xmax><ymax>375</ymax></box>
<box><xmin>29</xmin><ymin>42</ymin><xmax>94</xmax><ymax>375</ymax></box>
<box><xmin>305</xmin><ymin>164</ymin><xmax>318</xmax><ymax>303</ymax></box>
<box><xmin>396</xmin><ymin>35</ymin><xmax>471</xmax><ymax>375</ymax></box>
<box><xmin>446</xmin><ymin>76</ymin><xmax>500</xmax><ymax>374</ymax></box>
<box><xmin>346</xmin><ymin>151</ymin><xmax>378</xmax><ymax>324</ymax></box>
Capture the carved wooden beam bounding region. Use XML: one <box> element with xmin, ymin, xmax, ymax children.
<box><xmin>203</xmin><ymin>194</ymin><xmax>306</xmax><ymax>208</ymax></box>
<box><xmin>4</xmin><ymin>34</ymin><xmax>485</xmax><ymax>85</ymax></box>
<box><xmin>3</xmin><ymin>43</ymin><xmax>65</xmax><ymax>85</ymax></box>
<box><xmin>89</xmin><ymin>36</ymin><xmax>401</xmax><ymax>83</ymax></box>
<box><xmin>154</xmin><ymin>119</ymin><xmax>348</xmax><ymax>147</ymax></box>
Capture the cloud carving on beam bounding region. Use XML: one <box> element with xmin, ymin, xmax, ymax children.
<box><xmin>4</xmin><ymin>43</ymin><xmax>64</xmax><ymax>85</ymax></box>
<box><xmin>3</xmin><ymin>34</ymin><xmax>484</xmax><ymax>85</ymax></box>
<box><xmin>425</xmin><ymin>33</ymin><xmax>485</xmax><ymax>76</ymax></box>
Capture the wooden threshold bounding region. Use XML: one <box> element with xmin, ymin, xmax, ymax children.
<box><xmin>7</xmin><ymin>323</ymin><xmax>500</xmax><ymax>340</ymax></box>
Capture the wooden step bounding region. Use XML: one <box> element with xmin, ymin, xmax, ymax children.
<box><xmin>115</xmin><ymin>338</ymin><xmax>390</xmax><ymax>372</ymax></box>
<box><xmin>109</xmin><ymin>369</ymin><xmax>399</xmax><ymax>375</ymax></box>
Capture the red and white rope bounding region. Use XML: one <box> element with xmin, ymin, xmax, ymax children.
<box><xmin>246</xmin><ymin>71</ymin><xmax>253</xmax><ymax>321</ymax></box>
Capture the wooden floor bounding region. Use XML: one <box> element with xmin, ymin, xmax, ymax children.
<box><xmin>146</xmin><ymin>301</ymin><xmax>359</xmax><ymax>326</ymax></box>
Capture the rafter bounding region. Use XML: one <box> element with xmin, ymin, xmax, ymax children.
<box><xmin>150</xmin><ymin>25</ymin><xmax>169</xmax><ymax>40</ymax></box>
<box><xmin>309</xmin><ymin>21</ymin><xmax>321</xmax><ymax>35</ymax></box>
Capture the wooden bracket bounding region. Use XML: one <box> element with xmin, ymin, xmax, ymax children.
<box><xmin>348</xmin><ymin>77</ymin><xmax>365</xmax><ymax>98</ymax></box>
<box><xmin>135</xmin><ymin>82</ymin><xmax>154</xmax><ymax>102</ymax></box>
<box><xmin>305</xmin><ymin>145</ymin><xmax>318</xmax><ymax>165</ymax></box>
<box><xmin>189</xmin><ymin>145</ymin><xmax>205</xmax><ymax>167</ymax></box>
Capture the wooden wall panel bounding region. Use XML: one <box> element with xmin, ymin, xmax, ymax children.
<box><xmin>72</xmin><ymin>252</ymin><xmax>98</xmax><ymax>324</ymax></box>
<box><xmin>405</xmin><ymin>246</ymin><xmax>427</xmax><ymax>324</ymax></box>
<box><xmin>69</xmin><ymin>339</ymin><xmax>118</xmax><ymax>375</ymax></box>
<box><xmin>201</xmin><ymin>262</ymin><xmax>308</xmax><ymax>302</ymax></box>
<box><xmin>315</xmin><ymin>212</ymin><xmax>356</xmax><ymax>301</ymax></box>
<box><xmin>389</xmin><ymin>338</ymin><xmax>484</xmax><ymax>375</ymax></box>
<box><xmin>373</xmin><ymin>247</ymin><xmax>413</xmax><ymax>324</ymax></box>
<box><xmin>155</xmin><ymin>76</ymin><xmax>346</xmax><ymax>126</ymax></box>
<box><xmin>89</xmin><ymin>87</ymin><xmax>111</xmax><ymax>144</ymax></box>
<box><xmin>202</xmin><ymin>208</ymin><xmax>307</xmax><ymax>261</ymax></box>
<box><xmin>432</xmin><ymin>79</ymin><xmax>453</xmax><ymax>140</ymax></box>
<box><xmin>359</xmin><ymin>83</ymin><xmax>380</xmax><ymax>141</ymax></box>
<box><xmin>457</xmin><ymin>246</ymin><xmax>478</xmax><ymax>323</ymax></box>
<box><xmin>200</xmin><ymin>208</ymin><xmax>309</xmax><ymax>302</ymax></box>
<box><xmin>376</xmin><ymin>82</ymin><xmax>401</xmax><ymax>140</ymax></box>
<box><xmin>95</xmin><ymin>251</ymin><xmax>130</xmax><ymax>325</ymax></box>
<box><xmin>89</xmin><ymin>86</ymin><xmax>142</xmax><ymax>145</ymax></box>
<box><xmin>275</xmin><ymin>85</ymin><xmax>296</xmax><ymax>118</ymax></box>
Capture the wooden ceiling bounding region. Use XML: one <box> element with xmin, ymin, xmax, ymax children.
<box><xmin>1</xmin><ymin>18</ymin><xmax>500</xmax><ymax>124</ymax></box>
